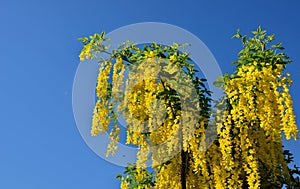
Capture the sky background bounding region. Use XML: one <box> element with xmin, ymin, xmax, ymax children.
<box><xmin>1</xmin><ymin>0</ymin><xmax>300</xmax><ymax>188</ymax></box>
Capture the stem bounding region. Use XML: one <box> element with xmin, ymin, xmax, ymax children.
<box><xmin>181</xmin><ymin>144</ymin><xmax>187</xmax><ymax>189</ymax></box>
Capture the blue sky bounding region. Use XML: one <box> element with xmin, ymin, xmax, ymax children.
<box><xmin>1</xmin><ymin>0</ymin><xmax>300</xmax><ymax>188</ymax></box>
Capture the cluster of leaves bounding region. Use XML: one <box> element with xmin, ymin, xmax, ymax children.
<box><xmin>116</xmin><ymin>163</ymin><xmax>155</xmax><ymax>189</ymax></box>
<box><xmin>78</xmin><ymin>32</ymin><xmax>110</xmax><ymax>61</ymax></box>
<box><xmin>283</xmin><ymin>149</ymin><xmax>300</xmax><ymax>188</ymax></box>
<box><xmin>232</xmin><ymin>26</ymin><xmax>291</xmax><ymax>70</ymax></box>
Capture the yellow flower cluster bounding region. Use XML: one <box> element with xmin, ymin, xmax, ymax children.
<box><xmin>120</xmin><ymin>57</ymin><xmax>215</xmax><ymax>188</ymax></box>
<box><xmin>105</xmin><ymin>57</ymin><xmax>125</xmax><ymax>157</ymax></box>
<box><xmin>155</xmin><ymin>154</ymin><xmax>182</xmax><ymax>189</ymax></box>
<box><xmin>91</xmin><ymin>61</ymin><xmax>112</xmax><ymax>136</ymax></box>
<box><xmin>215</xmin><ymin>62</ymin><xmax>298</xmax><ymax>188</ymax></box>
<box><xmin>79</xmin><ymin>44</ymin><xmax>91</xmax><ymax>61</ymax></box>
<box><xmin>106</xmin><ymin>123</ymin><xmax>120</xmax><ymax>157</ymax></box>
<box><xmin>112</xmin><ymin>56</ymin><xmax>125</xmax><ymax>99</ymax></box>
<box><xmin>145</xmin><ymin>51</ymin><xmax>156</xmax><ymax>58</ymax></box>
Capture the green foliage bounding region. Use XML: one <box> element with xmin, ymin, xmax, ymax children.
<box><xmin>283</xmin><ymin>150</ymin><xmax>300</xmax><ymax>189</ymax></box>
<box><xmin>232</xmin><ymin>26</ymin><xmax>291</xmax><ymax>70</ymax></box>
<box><xmin>78</xmin><ymin>32</ymin><xmax>110</xmax><ymax>62</ymax></box>
<box><xmin>116</xmin><ymin>163</ymin><xmax>155</xmax><ymax>189</ymax></box>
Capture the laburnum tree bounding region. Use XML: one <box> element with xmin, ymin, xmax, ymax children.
<box><xmin>78</xmin><ymin>27</ymin><xmax>300</xmax><ymax>189</ymax></box>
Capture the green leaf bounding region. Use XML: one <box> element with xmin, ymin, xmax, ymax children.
<box><xmin>116</xmin><ymin>174</ymin><xmax>123</xmax><ymax>179</ymax></box>
<box><xmin>77</xmin><ymin>37</ymin><xmax>89</xmax><ymax>44</ymax></box>
<box><xmin>232</xmin><ymin>28</ymin><xmax>242</xmax><ymax>38</ymax></box>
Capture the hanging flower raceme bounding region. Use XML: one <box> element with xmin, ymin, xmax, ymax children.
<box><xmin>216</xmin><ymin>27</ymin><xmax>299</xmax><ymax>189</ymax></box>
<box><xmin>91</xmin><ymin>60</ymin><xmax>112</xmax><ymax>136</ymax></box>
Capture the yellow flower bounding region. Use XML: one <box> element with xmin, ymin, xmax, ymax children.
<box><xmin>169</xmin><ymin>55</ymin><xmax>176</xmax><ymax>62</ymax></box>
<box><xmin>145</xmin><ymin>51</ymin><xmax>155</xmax><ymax>58</ymax></box>
<box><xmin>79</xmin><ymin>44</ymin><xmax>91</xmax><ymax>61</ymax></box>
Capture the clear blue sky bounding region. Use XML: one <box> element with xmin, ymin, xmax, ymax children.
<box><xmin>1</xmin><ymin>0</ymin><xmax>300</xmax><ymax>188</ymax></box>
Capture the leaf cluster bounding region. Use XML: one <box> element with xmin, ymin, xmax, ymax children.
<box><xmin>78</xmin><ymin>32</ymin><xmax>110</xmax><ymax>62</ymax></box>
<box><xmin>232</xmin><ymin>26</ymin><xmax>291</xmax><ymax>70</ymax></box>
<box><xmin>116</xmin><ymin>163</ymin><xmax>155</xmax><ymax>189</ymax></box>
<box><xmin>283</xmin><ymin>150</ymin><xmax>300</xmax><ymax>189</ymax></box>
